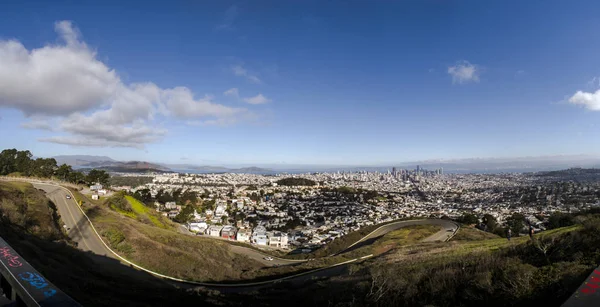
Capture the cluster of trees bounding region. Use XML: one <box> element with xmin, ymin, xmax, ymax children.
<box><xmin>276</xmin><ymin>177</ymin><xmax>316</xmax><ymax>186</ymax></box>
<box><xmin>458</xmin><ymin>212</ymin><xmax>527</xmax><ymax>237</ymax></box>
<box><xmin>132</xmin><ymin>188</ymin><xmax>199</xmax><ymax>206</ymax></box>
<box><xmin>0</xmin><ymin>149</ymin><xmax>110</xmax><ymax>186</ymax></box>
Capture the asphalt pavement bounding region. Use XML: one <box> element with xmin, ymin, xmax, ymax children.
<box><xmin>336</xmin><ymin>218</ymin><xmax>459</xmax><ymax>255</ymax></box>
<box><xmin>32</xmin><ymin>183</ymin><xmax>114</xmax><ymax>258</ymax></box>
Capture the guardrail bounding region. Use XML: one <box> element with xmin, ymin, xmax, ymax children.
<box><xmin>0</xmin><ymin>237</ymin><xmax>80</xmax><ymax>306</ymax></box>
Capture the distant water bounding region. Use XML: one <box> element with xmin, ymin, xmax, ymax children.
<box><xmin>172</xmin><ymin>169</ymin><xmax>309</xmax><ymax>175</ymax></box>
<box><xmin>172</xmin><ymin>167</ymin><xmax>564</xmax><ymax>175</ymax></box>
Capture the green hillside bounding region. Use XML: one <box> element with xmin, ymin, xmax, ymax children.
<box><xmin>245</xmin><ymin>219</ymin><xmax>596</xmax><ymax>307</ymax></box>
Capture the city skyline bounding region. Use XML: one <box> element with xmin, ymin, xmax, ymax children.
<box><xmin>2</xmin><ymin>1</ymin><xmax>600</xmax><ymax>165</ymax></box>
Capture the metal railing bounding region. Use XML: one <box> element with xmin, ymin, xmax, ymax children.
<box><xmin>0</xmin><ymin>237</ymin><xmax>80</xmax><ymax>306</ymax></box>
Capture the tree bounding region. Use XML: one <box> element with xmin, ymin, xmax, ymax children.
<box><xmin>0</xmin><ymin>149</ymin><xmax>18</xmax><ymax>175</ymax></box>
<box><xmin>14</xmin><ymin>150</ymin><xmax>33</xmax><ymax>175</ymax></box>
<box><xmin>55</xmin><ymin>164</ymin><xmax>73</xmax><ymax>181</ymax></box>
<box><xmin>458</xmin><ymin>213</ymin><xmax>478</xmax><ymax>225</ymax></box>
<box><xmin>482</xmin><ymin>214</ymin><xmax>498</xmax><ymax>232</ymax></box>
<box><xmin>86</xmin><ymin>169</ymin><xmax>110</xmax><ymax>186</ymax></box>
<box><xmin>31</xmin><ymin>158</ymin><xmax>57</xmax><ymax>178</ymax></box>
<box><xmin>174</xmin><ymin>205</ymin><xmax>195</xmax><ymax>224</ymax></box>
<box><xmin>67</xmin><ymin>171</ymin><xmax>86</xmax><ymax>184</ymax></box>
<box><xmin>547</xmin><ymin>212</ymin><xmax>575</xmax><ymax>229</ymax></box>
<box><xmin>0</xmin><ymin>149</ymin><xmax>34</xmax><ymax>175</ymax></box>
<box><xmin>132</xmin><ymin>189</ymin><xmax>152</xmax><ymax>205</ymax></box>
<box><xmin>506</xmin><ymin>213</ymin><xmax>526</xmax><ymax>236</ymax></box>
<box><xmin>180</xmin><ymin>190</ymin><xmax>198</xmax><ymax>205</ymax></box>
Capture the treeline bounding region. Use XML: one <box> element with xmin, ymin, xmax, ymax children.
<box><xmin>109</xmin><ymin>176</ymin><xmax>154</xmax><ymax>188</ymax></box>
<box><xmin>276</xmin><ymin>177</ymin><xmax>316</xmax><ymax>186</ymax></box>
<box><xmin>0</xmin><ymin>149</ymin><xmax>110</xmax><ymax>186</ymax></box>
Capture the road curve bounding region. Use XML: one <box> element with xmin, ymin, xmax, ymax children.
<box><xmin>337</xmin><ymin>219</ymin><xmax>459</xmax><ymax>255</ymax></box>
<box><xmin>0</xmin><ymin>177</ymin><xmax>459</xmax><ymax>290</ymax></box>
<box><xmin>32</xmin><ymin>182</ymin><xmax>114</xmax><ymax>258</ymax></box>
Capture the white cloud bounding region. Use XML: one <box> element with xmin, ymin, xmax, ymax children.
<box><xmin>224</xmin><ymin>87</ymin><xmax>239</xmax><ymax>97</ymax></box>
<box><xmin>447</xmin><ymin>60</ymin><xmax>480</xmax><ymax>84</ymax></box>
<box><xmin>587</xmin><ymin>77</ymin><xmax>600</xmax><ymax>88</ymax></box>
<box><xmin>216</xmin><ymin>5</ymin><xmax>239</xmax><ymax>31</ymax></box>
<box><xmin>569</xmin><ymin>90</ymin><xmax>600</xmax><ymax>111</ymax></box>
<box><xmin>231</xmin><ymin>65</ymin><xmax>262</xmax><ymax>84</ymax></box>
<box><xmin>163</xmin><ymin>88</ymin><xmax>246</xmax><ymax>119</ymax></box>
<box><xmin>0</xmin><ymin>20</ymin><xmax>250</xmax><ymax>148</ymax></box>
<box><xmin>243</xmin><ymin>93</ymin><xmax>271</xmax><ymax>105</ymax></box>
<box><xmin>20</xmin><ymin>116</ymin><xmax>55</xmax><ymax>131</ymax></box>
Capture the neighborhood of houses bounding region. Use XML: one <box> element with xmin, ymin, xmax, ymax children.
<box><xmin>95</xmin><ymin>168</ymin><xmax>600</xmax><ymax>251</ymax></box>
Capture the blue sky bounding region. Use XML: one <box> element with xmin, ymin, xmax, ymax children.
<box><xmin>1</xmin><ymin>0</ymin><xmax>600</xmax><ymax>166</ymax></box>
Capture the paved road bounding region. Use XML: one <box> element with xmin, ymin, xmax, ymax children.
<box><xmin>31</xmin><ymin>183</ymin><xmax>114</xmax><ymax>258</ymax></box>
<box><xmin>337</xmin><ymin>219</ymin><xmax>459</xmax><ymax>255</ymax></box>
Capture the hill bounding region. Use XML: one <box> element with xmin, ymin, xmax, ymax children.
<box><xmin>276</xmin><ymin>177</ymin><xmax>317</xmax><ymax>186</ymax></box>
<box><xmin>246</xmin><ymin>222</ymin><xmax>595</xmax><ymax>306</ymax></box>
<box><xmin>53</xmin><ymin>155</ymin><xmax>116</xmax><ymax>166</ymax></box>
<box><xmin>53</xmin><ymin>155</ymin><xmax>171</xmax><ymax>172</ymax></box>
<box><xmin>72</xmin><ymin>191</ymin><xmax>330</xmax><ymax>282</ymax></box>
<box><xmin>0</xmin><ymin>181</ymin><xmax>228</xmax><ymax>306</ymax></box>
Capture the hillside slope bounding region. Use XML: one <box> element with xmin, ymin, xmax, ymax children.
<box><xmin>243</xmin><ymin>221</ymin><xmax>597</xmax><ymax>307</ymax></box>
<box><xmin>0</xmin><ymin>182</ymin><xmax>224</xmax><ymax>306</ymax></box>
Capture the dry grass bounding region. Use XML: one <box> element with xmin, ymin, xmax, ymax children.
<box><xmin>0</xmin><ymin>181</ymin><xmax>63</xmax><ymax>240</ymax></box>
<box><xmin>451</xmin><ymin>226</ymin><xmax>501</xmax><ymax>241</ymax></box>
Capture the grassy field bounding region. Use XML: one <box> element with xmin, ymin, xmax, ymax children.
<box><xmin>124</xmin><ymin>195</ymin><xmax>168</xmax><ymax>228</ymax></box>
<box><xmin>369</xmin><ymin>225</ymin><xmax>440</xmax><ymax>255</ymax></box>
<box><xmin>451</xmin><ymin>226</ymin><xmax>501</xmax><ymax>241</ymax></box>
<box><xmin>247</xmin><ymin>221</ymin><xmax>594</xmax><ymax>307</ymax></box>
<box><xmin>274</xmin><ymin>217</ymin><xmax>429</xmax><ymax>259</ymax></box>
<box><xmin>81</xmin><ymin>194</ymin><xmax>266</xmax><ymax>281</ymax></box>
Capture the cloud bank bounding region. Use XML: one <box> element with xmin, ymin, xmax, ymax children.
<box><xmin>0</xmin><ymin>21</ymin><xmax>249</xmax><ymax>148</ymax></box>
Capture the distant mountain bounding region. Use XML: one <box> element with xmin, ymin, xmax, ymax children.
<box><xmin>390</xmin><ymin>155</ymin><xmax>600</xmax><ymax>173</ymax></box>
<box><xmin>187</xmin><ymin>165</ymin><xmax>231</xmax><ymax>172</ymax></box>
<box><xmin>230</xmin><ymin>166</ymin><xmax>272</xmax><ymax>173</ymax></box>
<box><xmin>53</xmin><ymin>155</ymin><xmax>116</xmax><ymax>167</ymax></box>
<box><xmin>174</xmin><ymin>165</ymin><xmax>273</xmax><ymax>173</ymax></box>
<box><xmin>52</xmin><ymin>155</ymin><xmax>170</xmax><ymax>172</ymax></box>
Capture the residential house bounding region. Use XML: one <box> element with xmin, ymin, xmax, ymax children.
<box><xmin>268</xmin><ymin>231</ymin><xmax>289</xmax><ymax>249</ymax></box>
<box><xmin>189</xmin><ymin>221</ymin><xmax>208</xmax><ymax>233</ymax></box>
<box><xmin>251</xmin><ymin>225</ymin><xmax>268</xmax><ymax>246</ymax></box>
<box><xmin>207</xmin><ymin>225</ymin><xmax>223</xmax><ymax>237</ymax></box>
<box><xmin>221</xmin><ymin>225</ymin><xmax>237</xmax><ymax>240</ymax></box>
<box><xmin>236</xmin><ymin>228</ymin><xmax>252</xmax><ymax>242</ymax></box>
<box><xmin>165</xmin><ymin>202</ymin><xmax>177</xmax><ymax>210</ymax></box>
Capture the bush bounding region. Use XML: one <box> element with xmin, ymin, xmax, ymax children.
<box><xmin>104</xmin><ymin>228</ymin><xmax>125</xmax><ymax>246</ymax></box>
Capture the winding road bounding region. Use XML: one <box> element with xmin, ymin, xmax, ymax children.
<box><xmin>0</xmin><ymin>177</ymin><xmax>459</xmax><ymax>289</ymax></box>
<box><xmin>32</xmin><ymin>183</ymin><xmax>114</xmax><ymax>258</ymax></box>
